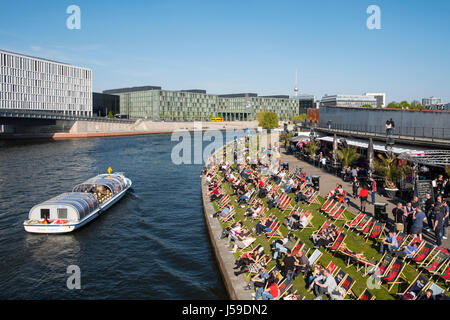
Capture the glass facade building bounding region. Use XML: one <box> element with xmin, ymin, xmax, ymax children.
<box><xmin>320</xmin><ymin>94</ymin><xmax>377</xmax><ymax>108</ymax></box>
<box><xmin>104</xmin><ymin>87</ymin><xmax>300</xmax><ymax>121</ymax></box>
<box><xmin>0</xmin><ymin>49</ymin><xmax>92</xmax><ymax>116</ymax></box>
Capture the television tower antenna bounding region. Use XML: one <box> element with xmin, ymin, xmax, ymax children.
<box><xmin>294</xmin><ymin>69</ymin><xmax>299</xmax><ymax>97</ymax></box>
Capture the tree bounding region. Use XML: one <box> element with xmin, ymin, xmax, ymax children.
<box><xmin>361</xmin><ymin>104</ymin><xmax>373</xmax><ymax>108</ymax></box>
<box><xmin>386</xmin><ymin>102</ymin><xmax>400</xmax><ymax>109</ymax></box>
<box><xmin>107</xmin><ymin>111</ymin><xmax>114</xmax><ymax>118</ymax></box>
<box><xmin>399</xmin><ymin>101</ymin><xmax>411</xmax><ymax>109</ymax></box>
<box><xmin>337</xmin><ymin>145</ymin><xmax>360</xmax><ymax>168</ymax></box>
<box><xmin>256</xmin><ymin>110</ymin><xmax>268</xmax><ymax>126</ymax></box>
<box><xmin>261</xmin><ymin>112</ymin><xmax>279</xmax><ymax>129</ymax></box>
<box><xmin>411</xmin><ymin>100</ymin><xmax>421</xmax><ymax>107</ymax></box>
<box><xmin>305</xmin><ymin>140</ymin><xmax>320</xmax><ymax>158</ymax></box>
<box><xmin>373</xmin><ymin>153</ymin><xmax>411</xmax><ymax>189</ymax></box>
<box><xmin>291</xmin><ymin>113</ymin><xmax>306</xmax><ymax>122</ymax></box>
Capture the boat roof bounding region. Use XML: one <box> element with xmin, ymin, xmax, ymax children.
<box><xmin>30</xmin><ymin>192</ymin><xmax>99</xmax><ymax>219</ymax></box>
<box><xmin>73</xmin><ymin>174</ymin><xmax>127</xmax><ymax>193</ymax></box>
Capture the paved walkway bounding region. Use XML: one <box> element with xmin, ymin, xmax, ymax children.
<box><xmin>280</xmin><ymin>150</ymin><xmax>450</xmax><ymax>249</ymax></box>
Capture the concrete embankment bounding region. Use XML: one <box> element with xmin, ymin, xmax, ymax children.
<box><xmin>0</xmin><ymin>120</ymin><xmax>259</xmax><ymax>140</ymax></box>
<box><xmin>201</xmin><ymin>176</ymin><xmax>252</xmax><ymax>300</ymax></box>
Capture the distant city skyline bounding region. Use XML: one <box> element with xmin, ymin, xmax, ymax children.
<box><xmin>1</xmin><ymin>0</ymin><xmax>449</xmax><ymax>103</ymax></box>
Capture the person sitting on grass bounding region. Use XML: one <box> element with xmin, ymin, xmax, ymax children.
<box><xmin>255</xmin><ymin>276</ymin><xmax>279</xmax><ymax>300</ymax></box>
<box><xmin>379</xmin><ymin>230</ymin><xmax>399</xmax><ymax>254</ymax></box>
<box><xmin>311</xmin><ymin>268</ymin><xmax>337</xmax><ymax>300</ymax></box>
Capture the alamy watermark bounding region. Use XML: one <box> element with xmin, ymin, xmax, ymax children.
<box><xmin>66</xmin><ymin>265</ymin><xmax>81</xmax><ymax>290</ymax></box>
<box><xmin>366</xmin><ymin>5</ymin><xmax>381</xmax><ymax>30</ymax></box>
<box><xmin>66</xmin><ymin>5</ymin><xmax>81</xmax><ymax>30</ymax></box>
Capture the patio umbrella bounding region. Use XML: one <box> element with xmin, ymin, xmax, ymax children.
<box><xmin>333</xmin><ymin>133</ymin><xmax>338</xmax><ymax>166</ymax></box>
<box><xmin>368</xmin><ymin>137</ymin><xmax>374</xmax><ymax>177</ymax></box>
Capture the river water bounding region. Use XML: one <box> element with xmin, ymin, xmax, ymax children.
<box><xmin>0</xmin><ymin>134</ymin><xmax>227</xmax><ymax>299</ymax></box>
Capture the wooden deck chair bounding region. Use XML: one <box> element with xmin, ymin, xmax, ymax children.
<box><xmin>327</xmin><ymin>231</ymin><xmax>346</xmax><ymax>254</ymax></box>
<box><xmin>334</xmin><ymin>269</ymin><xmax>348</xmax><ymax>287</ymax></box>
<box><xmin>275</xmin><ymin>278</ymin><xmax>293</xmax><ymax>300</ymax></box>
<box><xmin>229</xmin><ymin>233</ymin><xmax>256</xmax><ymax>254</ymax></box>
<box><xmin>395</xmin><ymin>231</ymin><xmax>409</xmax><ymax>248</ymax></box>
<box><xmin>425</xmin><ymin>282</ymin><xmax>444</xmax><ymax>297</ymax></box>
<box><xmin>312</xmin><ymin>221</ymin><xmax>332</xmax><ymax>238</ymax></box>
<box><xmin>306</xmin><ymin>191</ymin><xmax>320</xmax><ymax>205</ymax></box>
<box><xmin>320</xmin><ymin>199</ymin><xmax>333</xmax><ymax>212</ymax></box>
<box><xmin>421</xmin><ymin>250</ymin><xmax>449</xmax><ymax>276</ymax></box>
<box><xmin>284</xmin><ymin>235</ymin><xmax>300</xmax><ymax>252</ymax></box>
<box><xmin>250</xmin><ymin>205</ymin><xmax>266</xmax><ymax>221</ymax></box>
<box><xmin>354</xmin><ymin>215</ymin><xmax>372</xmax><ymax>233</ymax></box>
<box><xmin>358</xmin><ymin>289</ymin><xmax>376</xmax><ymax>300</ymax></box>
<box><xmin>344</xmin><ymin>212</ymin><xmax>365</xmax><ymax>230</ymax></box>
<box><xmin>218</xmin><ymin>194</ymin><xmax>231</xmax><ymax>208</ymax></box>
<box><xmin>278</xmin><ymin>194</ymin><xmax>294</xmax><ymax>213</ymax></box>
<box><xmin>266</xmin><ymin>221</ymin><xmax>283</xmax><ymax>240</ymax></box>
<box><xmin>338</xmin><ymin>274</ymin><xmax>356</xmax><ymax>299</ymax></box>
<box><xmin>283</xmin><ymin>290</ymin><xmax>305</xmax><ymax>300</ymax></box>
<box><xmin>381</xmin><ymin>258</ymin><xmax>407</xmax><ymax>292</ymax></box>
<box><xmin>321</xmin><ymin>199</ymin><xmax>337</xmax><ymax>214</ymax></box>
<box><xmin>409</xmin><ymin>242</ymin><xmax>436</xmax><ymax>268</ymax></box>
<box><xmin>396</xmin><ymin>273</ymin><xmax>429</xmax><ymax>300</ymax></box>
<box><xmin>330</xmin><ymin>205</ymin><xmax>348</xmax><ymax>221</ymax></box>
<box><xmin>359</xmin><ymin>219</ymin><xmax>375</xmax><ymax>238</ymax></box>
<box><xmin>326</xmin><ymin>261</ymin><xmax>339</xmax><ymax>275</ymax></box>
<box><xmin>324</xmin><ymin>201</ymin><xmax>339</xmax><ymax>215</ymax></box>
<box><xmin>338</xmin><ymin>244</ymin><xmax>375</xmax><ymax>273</ymax></box>
<box><xmin>301</xmin><ymin>210</ymin><xmax>315</xmax><ymax>230</ymax></box>
<box><xmin>365</xmin><ymin>221</ymin><xmax>385</xmax><ymax>242</ymax></box>
<box><xmin>219</xmin><ymin>206</ymin><xmax>235</xmax><ymax>223</ymax></box>
<box><xmin>435</xmin><ymin>260</ymin><xmax>450</xmax><ymax>286</ymax></box>
<box><xmin>308</xmin><ymin>249</ymin><xmax>323</xmax><ymax>266</ymax></box>
<box><xmin>369</xmin><ymin>253</ymin><xmax>395</xmax><ymax>278</ymax></box>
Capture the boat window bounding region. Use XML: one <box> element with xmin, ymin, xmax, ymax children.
<box><xmin>40</xmin><ymin>209</ymin><xmax>50</xmax><ymax>219</ymax></box>
<box><xmin>57</xmin><ymin>208</ymin><xmax>68</xmax><ymax>219</ymax></box>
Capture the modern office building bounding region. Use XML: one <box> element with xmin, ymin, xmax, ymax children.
<box><xmin>422</xmin><ymin>96</ymin><xmax>443</xmax><ymax>108</ymax></box>
<box><xmin>0</xmin><ymin>49</ymin><xmax>92</xmax><ymax>116</ymax></box>
<box><xmin>320</xmin><ymin>94</ymin><xmax>377</xmax><ymax>108</ymax></box>
<box><xmin>365</xmin><ymin>93</ymin><xmax>386</xmax><ymax>107</ymax></box>
<box><xmin>294</xmin><ymin>94</ymin><xmax>315</xmax><ymax>114</ymax></box>
<box><xmin>93</xmin><ymin>92</ymin><xmax>120</xmax><ymax>117</ymax></box>
<box><xmin>103</xmin><ymin>86</ymin><xmax>299</xmax><ymax>121</ymax></box>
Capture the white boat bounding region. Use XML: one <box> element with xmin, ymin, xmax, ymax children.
<box><xmin>23</xmin><ymin>172</ymin><xmax>132</xmax><ymax>234</ymax></box>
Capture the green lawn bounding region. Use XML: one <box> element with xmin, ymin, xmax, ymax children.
<box><xmin>211</xmin><ymin>165</ymin><xmax>449</xmax><ymax>300</ymax></box>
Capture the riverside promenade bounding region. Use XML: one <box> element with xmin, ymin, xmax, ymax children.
<box><xmin>279</xmin><ymin>150</ymin><xmax>450</xmax><ymax>249</ymax></box>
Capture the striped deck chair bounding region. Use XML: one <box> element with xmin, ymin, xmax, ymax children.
<box><xmin>301</xmin><ymin>211</ymin><xmax>315</xmax><ymax>230</ymax></box>
<box><xmin>365</xmin><ymin>221</ymin><xmax>385</xmax><ymax>242</ymax></box>
<box><xmin>354</xmin><ymin>215</ymin><xmax>372</xmax><ymax>233</ymax></box>
<box><xmin>358</xmin><ymin>289</ymin><xmax>376</xmax><ymax>300</ymax></box>
<box><xmin>229</xmin><ymin>233</ymin><xmax>256</xmax><ymax>254</ymax></box>
<box><xmin>217</xmin><ymin>194</ymin><xmax>231</xmax><ymax>208</ymax></box>
<box><xmin>250</xmin><ymin>205</ymin><xmax>266</xmax><ymax>221</ymax></box>
<box><xmin>299</xmin><ymin>181</ymin><xmax>309</xmax><ymax>192</ymax></box>
<box><xmin>329</xmin><ymin>205</ymin><xmax>347</xmax><ymax>221</ymax></box>
<box><xmin>359</xmin><ymin>219</ymin><xmax>375</xmax><ymax>238</ymax></box>
<box><xmin>278</xmin><ymin>193</ymin><xmax>293</xmax><ymax>213</ymax></box>
<box><xmin>320</xmin><ymin>199</ymin><xmax>333</xmax><ymax>212</ymax></box>
<box><xmin>312</xmin><ymin>221</ymin><xmax>332</xmax><ymax>238</ymax></box>
<box><xmin>397</xmin><ymin>273</ymin><xmax>429</xmax><ymax>300</ymax></box>
<box><xmin>306</xmin><ymin>191</ymin><xmax>320</xmax><ymax>205</ymax></box>
<box><xmin>324</xmin><ymin>201</ymin><xmax>339</xmax><ymax>215</ymax></box>
<box><xmin>266</xmin><ymin>221</ymin><xmax>282</xmax><ymax>240</ymax></box>
<box><xmin>338</xmin><ymin>244</ymin><xmax>375</xmax><ymax>273</ymax></box>
<box><xmin>327</xmin><ymin>231</ymin><xmax>346</xmax><ymax>254</ymax></box>
<box><xmin>421</xmin><ymin>250</ymin><xmax>449</xmax><ymax>276</ymax></box>
<box><xmin>321</xmin><ymin>199</ymin><xmax>337</xmax><ymax>213</ymax></box>
<box><xmin>344</xmin><ymin>212</ymin><xmax>365</xmax><ymax>230</ymax></box>
<box><xmin>269</xmin><ymin>183</ymin><xmax>280</xmax><ymax>196</ymax></box>
<box><xmin>219</xmin><ymin>206</ymin><xmax>235</xmax><ymax>223</ymax></box>
<box><xmin>409</xmin><ymin>242</ymin><xmax>435</xmax><ymax>268</ymax></box>
<box><xmin>369</xmin><ymin>253</ymin><xmax>395</xmax><ymax>278</ymax></box>
<box><xmin>381</xmin><ymin>258</ymin><xmax>407</xmax><ymax>292</ymax></box>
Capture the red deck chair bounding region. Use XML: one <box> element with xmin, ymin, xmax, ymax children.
<box><xmin>338</xmin><ymin>274</ymin><xmax>356</xmax><ymax>299</ymax></box>
<box><xmin>421</xmin><ymin>250</ymin><xmax>449</xmax><ymax>276</ymax></box>
<box><xmin>365</xmin><ymin>221</ymin><xmax>385</xmax><ymax>242</ymax></box>
<box><xmin>360</xmin><ymin>219</ymin><xmax>375</xmax><ymax>238</ymax></box>
<box><xmin>358</xmin><ymin>289</ymin><xmax>375</xmax><ymax>300</ymax></box>
<box><xmin>345</xmin><ymin>212</ymin><xmax>365</xmax><ymax>229</ymax></box>
<box><xmin>321</xmin><ymin>200</ymin><xmax>337</xmax><ymax>214</ymax></box>
<box><xmin>354</xmin><ymin>215</ymin><xmax>372</xmax><ymax>233</ymax></box>
<box><xmin>435</xmin><ymin>260</ymin><xmax>450</xmax><ymax>285</ymax></box>
<box><xmin>410</xmin><ymin>242</ymin><xmax>435</xmax><ymax>267</ymax></box>
<box><xmin>330</xmin><ymin>205</ymin><xmax>347</xmax><ymax>221</ymax></box>
<box><xmin>326</xmin><ymin>261</ymin><xmax>339</xmax><ymax>275</ymax></box>
<box><xmin>278</xmin><ymin>194</ymin><xmax>293</xmax><ymax>213</ymax></box>
<box><xmin>327</xmin><ymin>231</ymin><xmax>346</xmax><ymax>254</ymax></box>
<box><xmin>320</xmin><ymin>199</ymin><xmax>332</xmax><ymax>212</ymax></box>
<box><xmin>382</xmin><ymin>258</ymin><xmax>407</xmax><ymax>292</ymax></box>
<box><xmin>312</xmin><ymin>221</ymin><xmax>332</xmax><ymax>238</ymax></box>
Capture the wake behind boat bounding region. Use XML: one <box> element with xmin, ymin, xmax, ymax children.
<box><xmin>23</xmin><ymin>172</ymin><xmax>132</xmax><ymax>234</ymax></box>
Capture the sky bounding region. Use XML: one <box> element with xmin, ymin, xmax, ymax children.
<box><xmin>0</xmin><ymin>0</ymin><xmax>449</xmax><ymax>103</ymax></box>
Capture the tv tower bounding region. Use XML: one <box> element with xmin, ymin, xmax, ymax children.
<box><xmin>294</xmin><ymin>69</ymin><xmax>299</xmax><ymax>97</ymax></box>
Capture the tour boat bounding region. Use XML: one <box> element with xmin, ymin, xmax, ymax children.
<box><xmin>23</xmin><ymin>172</ymin><xmax>132</xmax><ymax>234</ymax></box>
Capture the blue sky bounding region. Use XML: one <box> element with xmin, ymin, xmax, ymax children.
<box><xmin>0</xmin><ymin>0</ymin><xmax>449</xmax><ymax>103</ymax></box>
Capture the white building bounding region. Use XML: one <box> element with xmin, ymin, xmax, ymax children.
<box><xmin>365</xmin><ymin>92</ymin><xmax>386</xmax><ymax>108</ymax></box>
<box><xmin>422</xmin><ymin>96</ymin><xmax>443</xmax><ymax>107</ymax></box>
<box><xmin>320</xmin><ymin>94</ymin><xmax>377</xmax><ymax>108</ymax></box>
<box><xmin>0</xmin><ymin>49</ymin><xmax>92</xmax><ymax>116</ymax></box>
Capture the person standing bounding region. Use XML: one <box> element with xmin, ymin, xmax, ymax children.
<box><xmin>370</xmin><ymin>178</ymin><xmax>377</xmax><ymax>205</ymax></box>
<box><xmin>404</xmin><ymin>202</ymin><xmax>414</xmax><ymax>234</ymax></box>
<box><xmin>359</xmin><ymin>184</ymin><xmax>369</xmax><ymax>213</ymax></box>
<box><xmin>352</xmin><ymin>176</ymin><xmax>360</xmax><ymax>198</ymax></box>
<box><xmin>411</xmin><ymin>207</ymin><xmax>426</xmax><ymax>241</ymax></box>
<box><xmin>392</xmin><ymin>202</ymin><xmax>405</xmax><ymax>233</ymax></box>
<box><xmin>424</xmin><ymin>193</ymin><xmax>434</xmax><ymax>231</ymax></box>
<box><xmin>442</xmin><ymin>200</ymin><xmax>449</xmax><ymax>240</ymax></box>
<box><xmin>433</xmin><ymin>205</ymin><xmax>445</xmax><ymax>247</ymax></box>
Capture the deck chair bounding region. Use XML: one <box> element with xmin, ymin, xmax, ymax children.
<box><xmin>326</xmin><ymin>261</ymin><xmax>339</xmax><ymax>275</ymax></box>
<box><xmin>365</xmin><ymin>221</ymin><xmax>385</xmax><ymax>242</ymax></box>
<box><xmin>312</xmin><ymin>221</ymin><xmax>332</xmax><ymax>238</ymax></box>
<box><xmin>324</xmin><ymin>201</ymin><xmax>339</xmax><ymax>215</ymax></box>
<box><xmin>395</xmin><ymin>232</ymin><xmax>409</xmax><ymax>248</ymax></box>
<box><xmin>266</xmin><ymin>221</ymin><xmax>283</xmax><ymax>240</ymax></box>
<box><xmin>329</xmin><ymin>205</ymin><xmax>347</xmax><ymax>221</ymax></box>
<box><xmin>359</xmin><ymin>219</ymin><xmax>375</xmax><ymax>238</ymax></box>
<box><xmin>308</xmin><ymin>249</ymin><xmax>323</xmax><ymax>266</ymax></box>
<box><xmin>217</xmin><ymin>194</ymin><xmax>231</xmax><ymax>208</ymax></box>
<box><xmin>426</xmin><ymin>282</ymin><xmax>444</xmax><ymax>297</ymax></box>
<box><xmin>283</xmin><ymin>290</ymin><xmax>305</xmax><ymax>300</ymax></box>
<box><xmin>368</xmin><ymin>253</ymin><xmax>395</xmax><ymax>278</ymax></box>
<box><xmin>320</xmin><ymin>199</ymin><xmax>333</xmax><ymax>212</ymax></box>
<box><xmin>284</xmin><ymin>235</ymin><xmax>300</xmax><ymax>252</ymax></box>
<box><xmin>354</xmin><ymin>215</ymin><xmax>372</xmax><ymax>233</ymax></box>
<box><xmin>229</xmin><ymin>233</ymin><xmax>256</xmax><ymax>253</ymax></box>
<box><xmin>250</xmin><ymin>205</ymin><xmax>266</xmax><ymax>220</ymax></box>
<box><xmin>344</xmin><ymin>212</ymin><xmax>365</xmax><ymax>230</ymax></box>
<box><xmin>358</xmin><ymin>289</ymin><xmax>376</xmax><ymax>300</ymax></box>
<box><xmin>219</xmin><ymin>206</ymin><xmax>235</xmax><ymax>223</ymax></box>
<box><xmin>338</xmin><ymin>244</ymin><xmax>376</xmax><ymax>273</ymax></box>
<box><xmin>337</xmin><ymin>274</ymin><xmax>356</xmax><ymax>299</ymax></box>
<box><xmin>306</xmin><ymin>191</ymin><xmax>320</xmax><ymax>205</ymax></box>
<box><xmin>275</xmin><ymin>278</ymin><xmax>293</xmax><ymax>300</ymax></box>
<box><xmin>327</xmin><ymin>231</ymin><xmax>346</xmax><ymax>254</ymax></box>
<box><xmin>334</xmin><ymin>269</ymin><xmax>348</xmax><ymax>287</ymax></box>
<box><xmin>408</xmin><ymin>241</ymin><xmax>434</xmax><ymax>267</ymax></box>
<box><xmin>381</xmin><ymin>258</ymin><xmax>407</xmax><ymax>292</ymax></box>
<box><xmin>301</xmin><ymin>210</ymin><xmax>315</xmax><ymax>230</ymax></box>
<box><xmin>278</xmin><ymin>193</ymin><xmax>293</xmax><ymax>213</ymax></box>
<box><xmin>421</xmin><ymin>250</ymin><xmax>449</xmax><ymax>276</ymax></box>
<box><xmin>397</xmin><ymin>273</ymin><xmax>429</xmax><ymax>300</ymax></box>
<box><xmin>435</xmin><ymin>260</ymin><xmax>450</xmax><ymax>286</ymax></box>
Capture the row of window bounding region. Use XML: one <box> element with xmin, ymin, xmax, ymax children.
<box><xmin>0</xmin><ymin>52</ymin><xmax>91</xmax><ymax>79</ymax></box>
<box><xmin>0</xmin><ymin>100</ymin><xmax>91</xmax><ymax>111</ymax></box>
<box><xmin>1</xmin><ymin>67</ymin><xmax>91</xmax><ymax>86</ymax></box>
